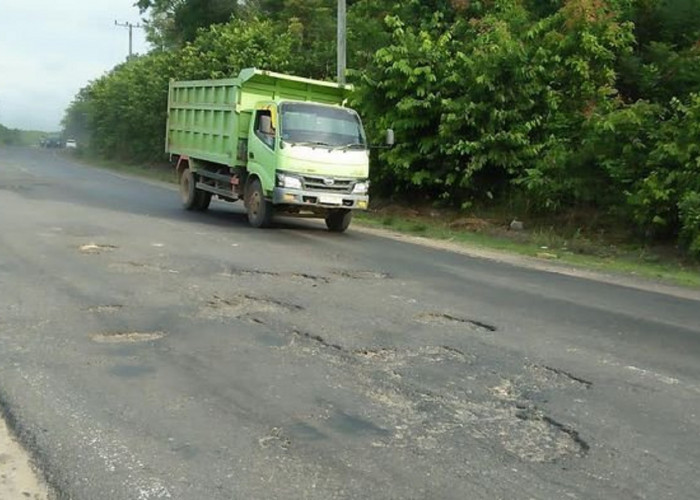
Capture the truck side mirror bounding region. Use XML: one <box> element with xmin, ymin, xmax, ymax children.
<box><xmin>385</xmin><ymin>129</ymin><xmax>395</xmax><ymax>147</ymax></box>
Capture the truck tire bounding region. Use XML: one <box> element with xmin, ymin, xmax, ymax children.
<box><xmin>195</xmin><ymin>191</ymin><xmax>212</xmax><ymax>212</ymax></box>
<box><xmin>246</xmin><ymin>178</ymin><xmax>273</xmax><ymax>228</ymax></box>
<box><xmin>325</xmin><ymin>209</ymin><xmax>352</xmax><ymax>233</ymax></box>
<box><xmin>180</xmin><ymin>168</ymin><xmax>211</xmax><ymax>211</ymax></box>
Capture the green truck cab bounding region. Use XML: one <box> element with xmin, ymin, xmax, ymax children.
<box><xmin>166</xmin><ymin>68</ymin><xmax>390</xmax><ymax>232</ymax></box>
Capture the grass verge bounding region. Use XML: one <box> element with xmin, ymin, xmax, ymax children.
<box><xmin>355</xmin><ymin>212</ymin><xmax>700</xmax><ymax>289</ymax></box>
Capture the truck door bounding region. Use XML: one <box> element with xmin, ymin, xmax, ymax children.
<box><xmin>247</xmin><ymin>106</ymin><xmax>278</xmax><ymax>197</ymax></box>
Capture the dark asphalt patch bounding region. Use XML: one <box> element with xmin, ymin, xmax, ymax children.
<box><xmin>287</xmin><ymin>422</ymin><xmax>327</xmax><ymax>442</ymax></box>
<box><xmin>327</xmin><ymin>410</ymin><xmax>390</xmax><ymax>438</ymax></box>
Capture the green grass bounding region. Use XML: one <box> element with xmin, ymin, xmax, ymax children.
<box><xmin>356</xmin><ymin>212</ymin><xmax>700</xmax><ymax>288</ymax></box>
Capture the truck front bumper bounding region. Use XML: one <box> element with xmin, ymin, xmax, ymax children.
<box><xmin>273</xmin><ymin>188</ymin><xmax>369</xmax><ymax>210</ymax></box>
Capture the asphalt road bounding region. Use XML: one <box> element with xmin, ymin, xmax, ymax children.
<box><xmin>1</xmin><ymin>146</ymin><xmax>699</xmax><ymax>500</ymax></box>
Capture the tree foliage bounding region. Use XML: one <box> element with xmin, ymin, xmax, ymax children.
<box><xmin>64</xmin><ymin>0</ymin><xmax>700</xmax><ymax>257</ymax></box>
<box><xmin>0</xmin><ymin>124</ymin><xmax>21</xmax><ymax>145</ymax></box>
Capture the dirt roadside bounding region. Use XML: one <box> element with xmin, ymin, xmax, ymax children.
<box><xmin>354</xmin><ymin>225</ymin><xmax>700</xmax><ymax>302</ymax></box>
<box><xmin>0</xmin><ymin>416</ymin><xmax>49</xmax><ymax>500</ymax></box>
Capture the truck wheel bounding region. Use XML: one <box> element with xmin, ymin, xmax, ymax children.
<box><xmin>246</xmin><ymin>178</ymin><xmax>273</xmax><ymax>228</ymax></box>
<box><xmin>180</xmin><ymin>168</ymin><xmax>211</xmax><ymax>211</ymax></box>
<box><xmin>325</xmin><ymin>209</ymin><xmax>352</xmax><ymax>233</ymax></box>
<box><xmin>180</xmin><ymin>168</ymin><xmax>200</xmax><ymax>211</ymax></box>
<box><xmin>195</xmin><ymin>191</ymin><xmax>212</xmax><ymax>212</ymax></box>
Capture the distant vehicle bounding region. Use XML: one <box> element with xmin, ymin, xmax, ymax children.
<box><xmin>65</xmin><ymin>139</ymin><xmax>77</xmax><ymax>149</ymax></box>
<box><xmin>43</xmin><ymin>135</ymin><xmax>64</xmax><ymax>148</ymax></box>
<box><xmin>166</xmin><ymin>68</ymin><xmax>393</xmax><ymax>232</ymax></box>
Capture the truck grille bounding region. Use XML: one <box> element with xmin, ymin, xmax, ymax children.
<box><xmin>302</xmin><ymin>175</ymin><xmax>355</xmax><ymax>193</ymax></box>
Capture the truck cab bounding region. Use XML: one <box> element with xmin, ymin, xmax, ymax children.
<box><xmin>248</xmin><ymin>101</ymin><xmax>370</xmax><ymax>213</ymax></box>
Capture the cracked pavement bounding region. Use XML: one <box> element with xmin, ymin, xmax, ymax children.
<box><xmin>1</xmin><ymin>147</ymin><xmax>700</xmax><ymax>499</ymax></box>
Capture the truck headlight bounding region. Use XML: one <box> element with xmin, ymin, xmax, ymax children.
<box><xmin>352</xmin><ymin>181</ymin><xmax>369</xmax><ymax>194</ymax></box>
<box><xmin>277</xmin><ymin>173</ymin><xmax>302</xmax><ymax>190</ymax></box>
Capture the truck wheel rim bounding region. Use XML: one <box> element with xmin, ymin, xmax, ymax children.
<box><xmin>250</xmin><ymin>191</ymin><xmax>260</xmax><ymax>217</ymax></box>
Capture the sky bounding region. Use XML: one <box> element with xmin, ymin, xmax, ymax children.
<box><xmin>0</xmin><ymin>1</ymin><xmax>149</xmax><ymax>131</ymax></box>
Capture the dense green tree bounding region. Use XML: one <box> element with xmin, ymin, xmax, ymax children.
<box><xmin>137</xmin><ymin>0</ymin><xmax>237</xmax><ymax>48</ymax></box>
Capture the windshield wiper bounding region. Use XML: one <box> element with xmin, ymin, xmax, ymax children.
<box><xmin>332</xmin><ymin>142</ymin><xmax>366</xmax><ymax>151</ymax></box>
<box><xmin>289</xmin><ymin>141</ymin><xmax>332</xmax><ymax>148</ymax></box>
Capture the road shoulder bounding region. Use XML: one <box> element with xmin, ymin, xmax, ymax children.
<box><xmin>0</xmin><ymin>415</ymin><xmax>49</xmax><ymax>500</ymax></box>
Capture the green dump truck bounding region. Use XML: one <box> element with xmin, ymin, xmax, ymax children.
<box><xmin>166</xmin><ymin>68</ymin><xmax>391</xmax><ymax>232</ymax></box>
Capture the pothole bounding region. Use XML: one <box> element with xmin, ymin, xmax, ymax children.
<box><xmin>355</xmin><ymin>345</ymin><xmax>468</xmax><ymax>364</ymax></box>
<box><xmin>200</xmin><ymin>294</ymin><xmax>302</xmax><ymax>319</ymax></box>
<box><xmin>91</xmin><ymin>331</ymin><xmax>166</xmax><ymax>343</ymax></box>
<box><xmin>258</xmin><ymin>427</ymin><xmax>290</xmax><ymax>450</ymax></box>
<box><xmin>108</xmin><ymin>261</ymin><xmax>178</xmax><ymax>274</ymax></box>
<box><xmin>222</xmin><ymin>269</ymin><xmax>330</xmax><ymax>284</ymax></box>
<box><xmin>332</xmin><ymin>270</ymin><xmax>390</xmax><ymax>280</ymax></box>
<box><xmin>86</xmin><ymin>305</ymin><xmax>124</xmax><ymax>313</ymax></box>
<box><xmin>488</xmin><ymin>379</ymin><xmax>589</xmax><ymax>461</ymax></box>
<box><xmin>529</xmin><ymin>364</ymin><xmax>593</xmax><ymax>389</ymax></box>
<box><xmin>416</xmin><ymin>313</ymin><xmax>496</xmax><ymax>332</ymax></box>
<box><xmin>504</xmin><ymin>407</ymin><xmax>589</xmax><ymax>462</ymax></box>
<box><xmin>78</xmin><ymin>243</ymin><xmax>117</xmax><ymax>254</ymax></box>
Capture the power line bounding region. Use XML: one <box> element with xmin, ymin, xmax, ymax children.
<box><xmin>114</xmin><ymin>20</ymin><xmax>143</xmax><ymax>60</ymax></box>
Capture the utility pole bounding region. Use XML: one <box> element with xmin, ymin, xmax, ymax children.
<box><xmin>337</xmin><ymin>0</ymin><xmax>346</xmax><ymax>85</ymax></box>
<box><xmin>114</xmin><ymin>20</ymin><xmax>143</xmax><ymax>60</ymax></box>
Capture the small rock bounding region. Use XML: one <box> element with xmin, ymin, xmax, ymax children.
<box><xmin>537</xmin><ymin>252</ymin><xmax>558</xmax><ymax>260</ymax></box>
<box><xmin>510</xmin><ymin>219</ymin><xmax>524</xmax><ymax>231</ymax></box>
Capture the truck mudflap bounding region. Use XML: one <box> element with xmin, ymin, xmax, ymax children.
<box><xmin>273</xmin><ymin>187</ymin><xmax>368</xmax><ymax>210</ymax></box>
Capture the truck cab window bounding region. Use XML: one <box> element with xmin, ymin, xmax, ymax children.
<box><xmin>254</xmin><ymin>110</ymin><xmax>275</xmax><ymax>150</ymax></box>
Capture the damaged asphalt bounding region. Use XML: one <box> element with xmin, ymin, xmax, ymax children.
<box><xmin>0</xmin><ymin>147</ymin><xmax>699</xmax><ymax>499</ymax></box>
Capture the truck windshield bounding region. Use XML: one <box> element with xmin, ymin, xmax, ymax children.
<box><xmin>280</xmin><ymin>102</ymin><xmax>366</xmax><ymax>149</ymax></box>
